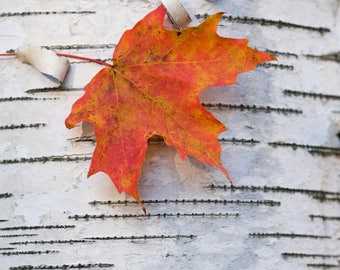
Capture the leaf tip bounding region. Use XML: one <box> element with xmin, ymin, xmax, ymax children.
<box><xmin>262</xmin><ymin>51</ymin><xmax>278</xmax><ymax>63</ymax></box>
<box><xmin>132</xmin><ymin>193</ymin><xmax>147</xmax><ymax>215</ymax></box>
<box><xmin>150</xmin><ymin>4</ymin><xmax>168</xmax><ymax>25</ymax></box>
<box><xmin>142</xmin><ymin>205</ymin><xmax>147</xmax><ymax>215</ymax></box>
<box><xmin>200</xmin><ymin>11</ymin><xmax>224</xmax><ymax>32</ymax></box>
<box><xmin>65</xmin><ymin>115</ymin><xmax>75</xmax><ymax>129</ymax></box>
<box><xmin>268</xmin><ymin>53</ymin><xmax>278</xmax><ymax>62</ymax></box>
<box><xmin>220</xmin><ymin>166</ymin><xmax>233</xmax><ymax>184</ymax></box>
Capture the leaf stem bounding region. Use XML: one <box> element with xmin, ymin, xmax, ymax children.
<box><xmin>0</xmin><ymin>53</ymin><xmax>16</xmax><ymax>57</ymax></box>
<box><xmin>56</xmin><ymin>53</ymin><xmax>113</xmax><ymax>67</ymax></box>
<box><xmin>0</xmin><ymin>52</ymin><xmax>113</xmax><ymax>67</ymax></box>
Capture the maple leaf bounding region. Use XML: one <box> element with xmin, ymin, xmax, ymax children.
<box><xmin>65</xmin><ymin>5</ymin><xmax>276</xmax><ymax>211</ymax></box>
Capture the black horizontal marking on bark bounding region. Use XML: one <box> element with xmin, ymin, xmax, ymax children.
<box><xmin>284</xmin><ymin>89</ymin><xmax>340</xmax><ymax>100</ymax></box>
<box><xmin>89</xmin><ymin>199</ymin><xmax>280</xmax><ymax>207</ymax></box>
<box><xmin>0</xmin><ymin>11</ymin><xmax>95</xmax><ymax>17</ymax></box>
<box><xmin>282</xmin><ymin>252</ymin><xmax>340</xmax><ymax>258</ymax></box>
<box><xmin>309</xmin><ymin>215</ymin><xmax>340</xmax><ymax>221</ymax></box>
<box><xmin>10</xmin><ymin>239</ymin><xmax>94</xmax><ymax>245</ymax></box>
<box><xmin>205</xmin><ymin>184</ymin><xmax>340</xmax><ymax>198</ymax></box>
<box><xmin>0</xmin><ymin>247</ymin><xmax>16</xmax><ymax>250</ymax></box>
<box><xmin>0</xmin><ymin>234</ymin><xmax>38</xmax><ymax>238</ymax></box>
<box><xmin>219</xmin><ymin>138</ymin><xmax>260</xmax><ymax>145</ymax></box>
<box><xmin>0</xmin><ymin>193</ymin><xmax>12</xmax><ymax>199</ymax></box>
<box><xmin>1</xmin><ymin>250</ymin><xmax>59</xmax><ymax>256</ymax></box>
<box><xmin>249</xmin><ymin>232</ymin><xmax>331</xmax><ymax>239</ymax></box>
<box><xmin>69</xmin><ymin>136</ymin><xmax>96</xmax><ymax>143</ymax></box>
<box><xmin>308</xmin><ymin>149</ymin><xmax>340</xmax><ymax>157</ymax></box>
<box><xmin>195</xmin><ymin>14</ymin><xmax>330</xmax><ymax>34</ymax></box>
<box><xmin>264</xmin><ymin>49</ymin><xmax>298</xmax><ymax>59</ymax></box>
<box><xmin>306</xmin><ymin>263</ymin><xmax>340</xmax><ymax>268</ymax></box>
<box><xmin>268</xmin><ymin>141</ymin><xmax>340</xmax><ymax>156</ymax></box>
<box><xmin>0</xmin><ymin>154</ymin><xmax>91</xmax><ymax>164</ymax></box>
<box><xmin>69</xmin><ymin>212</ymin><xmax>240</xmax><ymax>220</ymax></box>
<box><xmin>26</xmin><ymin>87</ymin><xmax>83</xmax><ymax>94</ymax></box>
<box><xmin>0</xmin><ymin>97</ymin><xmax>58</xmax><ymax>102</ymax></box>
<box><xmin>85</xmin><ymin>234</ymin><xmax>196</xmax><ymax>241</ymax></box>
<box><xmin>202</xmin><ymin>103</ymin><xmax>302</xmax><ymax>114</ymax></box>
<box><xmin>259</xmin><ymin>63</ymin><xmax>294</xmax><ymax>70</ymax></box>
<box><xmin>312</xmin><ymin>195</ymin><xmax>340</xmax><ymax>203</ymax></box>
<box><xmin>0</xmin><ymin>123</ymin><xmax>46</xmax><ymax>130</ymax></box>
<box><xmin>9</xmin><ymin>263</ymin><xmax>115</xmax><ymax>270</ymax></box>
<box><xmin>305</xmin><ymin>52</ymin><xmax>340</xmax><ymax>63</ymax></box>
<box><xmin>0</xmin><ymin>225</ymin><xmax>75</xmax><ymax>231</ymax></box>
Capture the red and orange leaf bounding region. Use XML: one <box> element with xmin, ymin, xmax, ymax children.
<box><xmin>65</xmin><ymin>5</ymin><xmax>276</xmax><ymax>209</ymax></box>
